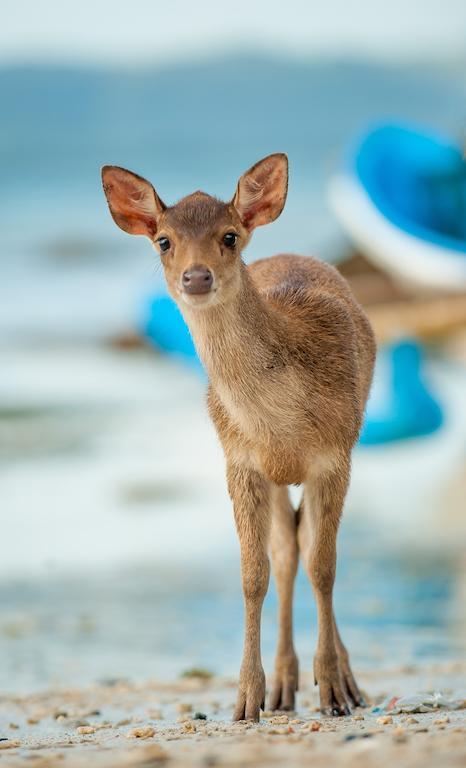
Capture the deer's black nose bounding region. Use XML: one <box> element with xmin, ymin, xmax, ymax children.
<box><xmin>182</xmin><ymin>266</ymin><xmax>213</xmax><ymax>295</ymax></box>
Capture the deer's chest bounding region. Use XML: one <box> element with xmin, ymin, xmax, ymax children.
<box><xmin>213</xmin><ymin>373</ymin><xmax>308</xmax><ymax>485</ymax></box>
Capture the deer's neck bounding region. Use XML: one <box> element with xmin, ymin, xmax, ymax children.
<box><xmin>181</xmin><ymin>265</ymin><xmax>278</xmax><ymax>387</ymax></box>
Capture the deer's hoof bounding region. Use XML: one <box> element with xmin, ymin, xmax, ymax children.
<box><xmin>314</xmin><ymin>653</ymin><xmax>352</xmax><ymax>717</ymax></box>
<box><xmin>233</xmin><ymin>669</ymin><xmax>266</xmax><ymax>722</ymax></box>
<box><xmin>269</xmin><ymin>652</ymin><xmax>299</xmax><ymax>711</ymax></box>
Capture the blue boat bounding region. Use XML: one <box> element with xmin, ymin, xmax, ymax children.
<box><xmin>329</xmin><ymin>123</ymin><xmax>466</xmax><ymax>290</ymax></box>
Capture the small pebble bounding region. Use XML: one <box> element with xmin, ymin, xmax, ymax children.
<box><xmin>182</xmin><ymin>721</ymin><xmax>196</xmax><ymax>733</ymax></box>
<box><xmin>290</xmin><ymin>718</ymin><xmax>303</xmax><ymax>724</ymax></box>
<box><xmin>392</xmin><ymin>726</ymin><xmax>407</xmax><ymax>742</ymax></box>
<box><xmin>377</xmin><ymin>716</ymin><xmax>393</xmax><ymax>725</ymax></box>
<box><xmin>76</xmin><ymin>726</ymin><xmax>96</xmax><ymax>735</ymax></box>
<box><xmin>352</xmin><ymin>714</ymin><xmax>364</xmax><ymax>721</ymax></box>
<box><xmin>433</xmin><ymin>717</ymin><xmax>450</xmax><ymax>725</ymax></box>
<box><xmin>309</xmin><ymin>721</ymin><xmax>321</xmax><ymax>732</ymax></box>
<box><xmin>9</xmin><ymin>724</ymin><xmax>19</xmax><ymax>730</ymax></box>
<box><xmin>27</xmin><ymin>717</ymin><xmax>40</xmax><ymax>725</ymax></box>
<box><xmin>269</xmin><ymin>715</ymin><xmax>289</xmax><ymax>725</ymax></box>
<box><xmin>126</xmin><ymin>726</ymin><xmax>155</xmax><ymax>739</ymax></box>
<box><xmin>405</xmin><ymin>717</ymin><xmax>419</xmax><ymax>724</ymax></box>
<box><xmin>193</xmin><ymin>712</ymin><xmax>207</xmax><ymax>720</ymax></box>
<box><xmin>176</xmin><ymin>702</ymin><xmax>193</xmax><ymax>713</ymax></box>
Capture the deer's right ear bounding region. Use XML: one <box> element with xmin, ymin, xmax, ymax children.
<box><xmin>101</xmin><ymin>166</ymin><xmax>166</xmax><ymax>238</ymax></box>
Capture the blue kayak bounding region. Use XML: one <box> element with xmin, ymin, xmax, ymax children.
<box><xmin>330</xmin><ymin>123</ymin><xmax>466</xmax><ymax>290</ymax></box>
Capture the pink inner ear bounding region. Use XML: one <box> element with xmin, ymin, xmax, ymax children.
<box><xmin>102</xmin><ymin>167</ymin><xmax>163</xmax><ymax>238</ymax></box>
<box><xmin>235</xmin><ymin>155</ymin><xmax>288</xmax><ymax>230</ymax></box>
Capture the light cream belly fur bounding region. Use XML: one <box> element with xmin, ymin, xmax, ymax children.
<box><xmin>214</xmin><ymin>376</ymin><xmax>337</xmax><ymax>486</ymax></box>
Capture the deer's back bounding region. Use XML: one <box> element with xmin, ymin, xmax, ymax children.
<box><xmin>248</xmin><ymin>253</ymin><xmax>376</xmax><ymax>411</ymax></box>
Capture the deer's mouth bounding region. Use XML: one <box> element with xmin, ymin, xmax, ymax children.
<box><xmin>179</xmin><ymin>286</ymin><xmax>218</xmax><ymax>307</ymax></box>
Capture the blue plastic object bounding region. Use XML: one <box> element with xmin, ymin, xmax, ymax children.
<box><xmin>360</xmin><ymin>340</ymin><xmax>443</xmax><ymax>445</ymax></box>
<box><xmin>143</xmin><ymin>293</ymin><xmax>200</xmax><ymax>367</ymax></box>
<box><xmin>353</xmin><ymin>123</ymin><xmax>466</xmax><ymax>252</ymax></box>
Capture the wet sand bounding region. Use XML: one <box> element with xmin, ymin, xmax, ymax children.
<box><xmin>1</xmin><ymin>662</ymin><xmax>465</xmax><ymax>767</ymax></box>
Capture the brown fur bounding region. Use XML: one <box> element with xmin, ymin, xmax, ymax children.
<box><xmin>102</xmin><ymin>154</ymin><xmax>376</xmax><ymax>721</ymax></box>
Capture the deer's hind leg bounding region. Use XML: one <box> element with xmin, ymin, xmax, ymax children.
<box><xmin>269</xmin><ymin>485</ymin><xmax>299</xmax><ymax>711</ymax></box>
<box><xmin>298</xmin><ymin>456</ymin><xmax>361</xmax><ymax>715</ymax></box>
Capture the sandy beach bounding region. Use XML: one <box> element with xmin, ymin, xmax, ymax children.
<box><xmin>1</xmin><ymin>662</ymin><xmax>465</xmax><ymax>767</ymax></box>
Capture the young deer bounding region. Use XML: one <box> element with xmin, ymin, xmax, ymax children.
<box><xmin>102</xmin><ymin>154</ymin><xmax>376</xmax><ymax>720</ymax></box>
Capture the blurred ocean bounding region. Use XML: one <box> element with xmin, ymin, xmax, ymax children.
<box><xmin>1</xmin><ymin>55</ymin><xmax>465</xmax><ymax>693</ymax></box>
<box><xmin>2</xmin><ymin>54</ymin><xmax>466</xmax><ymax>340</ymax></box>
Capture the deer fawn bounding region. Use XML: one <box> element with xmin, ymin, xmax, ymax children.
<box><xmin>102</xmin><ymin>154</ymin><xmax>376</xmax><ymax>720</ymax></box>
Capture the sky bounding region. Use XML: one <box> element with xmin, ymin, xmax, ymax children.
<box><xmin>2</xmin><ymin>0</ymin><xmax>466</xmax><ymax>66</ymax></box>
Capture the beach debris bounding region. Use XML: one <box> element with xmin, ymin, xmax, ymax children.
<box><xmin>127</xmin><ymin>726</ymin><xmax>156</xmax><ymax>739</ymax></box>
<box><xmin>268</xmin><ymin>715</ymin><xmax>289</xmax><ymax>725</ymax></box>
<box><xmin>53</xmin><ymin>710</ymin><xmax>68</xmax><ymax>719</ymax></box>
<box><xmin>193</xmin><ymin>712</ymin><xmax>207</xmax><ymax>720</ymax></box>
<box><xmin>182</xmin><ymin>721</ymin><xmax>197</xmax><ymax>734</ymax></box>
<box><xmin>433</xmin><ymin>717</ymin><xmax>450</xmax><ymax>727</ymax></box>
<box><xmin>0</xmin><ymin>740</ymin><xmax>21</xmax><ymax>750</ymax></box>
<box><xmin>76</xmin><ymin>725</ymin><xmax>96</xmax><ymax>735</ymax></box>
<box><xmin>94</xmin><ymin>722</ymin><xmax>113</xmax><ymax>730</ymax></box>
<box><xmin>181</xmin><ymin>668</ymin><xmax>214</xmax><ymax>680</ymax></box>
<box><xmin>376</xmin><ymin>715</ymin><xmax>393</xmax><ymax>725</ymax></box>
<box><xmin>373</xmin><ymin>691</ymin><xmax>466</xmax><ymax>714</ymax></box>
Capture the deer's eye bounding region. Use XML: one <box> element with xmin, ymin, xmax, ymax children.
<box><xmin>223</xmin><ymin>232</ymin><xmax>237</xmax><ymax>249</ymax></box>
<box><xmin>157</xmin><ymin>237</ymin><xmax>170</xmax><ymax>252</ymax></box>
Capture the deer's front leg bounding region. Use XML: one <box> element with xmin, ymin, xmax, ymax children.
<box><xmin>301</xmin><ymin>457</ymin><xmax>352</xmax><ymax>716</ymax></box>
<box><xmin>227</xmin><ymin>462</ymin><xmax>270</xmax><ymax>722</ymax></box>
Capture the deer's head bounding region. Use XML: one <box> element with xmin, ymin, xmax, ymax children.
<box><xmin>102</xmin><ymin>154</ymin><xmax>288</xmax><ymax>309</ymax></box>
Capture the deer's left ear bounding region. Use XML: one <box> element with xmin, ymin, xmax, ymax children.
<box><xmin>232</xmin><ymin>153</ymin><xmax>288</xmax><ymax>231</ymax></box>
<box><xmin>101</xmin><ymin>165</ymin><xmax>166</xmax><ymax>238</ymax></box>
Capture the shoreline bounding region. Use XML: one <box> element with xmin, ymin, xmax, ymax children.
<box><xmin>1</xmin><ymin>662</ymin><xmax>465</xmax><ymax>767</ymax></box>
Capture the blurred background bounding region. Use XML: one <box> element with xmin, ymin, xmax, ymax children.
<box><xmin>1</xmin><ymin>0</ymin><xmax>465</xmax><ymax>694</ymax></box>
